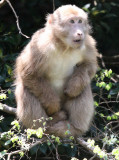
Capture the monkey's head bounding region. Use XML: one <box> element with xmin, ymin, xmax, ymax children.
<box><xmin>46</xmin><ymin>5</ymin><xmax>91</xmax><ymax>48</ymax></box>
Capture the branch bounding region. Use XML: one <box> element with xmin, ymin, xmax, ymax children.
<box><xmin>5</xmin><ymin>0</ymin><xmax>30</xmax><ymax>38</ymax></box>
<box><xmin>0</xmin><ymin>104</ymin><xmax>102</xmax><ymax>159</ymax></box>
<box><xmin>98</xmin><ymin>54</ymin><xmax>119</xmax><ymax>66</ymax></box>
<box><xmin>7</xmin><ymin>149</ymin><xmax>25</xmax><ymax>160</ymax></box>
<box><xmin>0</xmin><ymin>103</ymin><xmax>16</xmax><ymax>115</ymax></box>
<box><xmin>77</xmin><ymin>138</ymin><xmax>100</xmax><ymax>159</ymax></box>
<box><xmin>0</xmin><ymin>0</ymin><xmax>6</xmax><ymax>8</ymax></box>
<box><xmin>7</xmin><ymin>137</ymin><xmax>47</xmax><ymax>160</ymax></box>
<box><xmin>98</xmin><ymin>54</ymin><xmax>119</xmax><ymax>82</ymax></box>
<box><xmin>6</xmin><ymin>136</ymin><xmax>100</xmax><ymax>160</ymax></box>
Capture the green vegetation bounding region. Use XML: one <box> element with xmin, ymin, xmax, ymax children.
<box><xmin>0</xmin><ymin>0</ymin><xmax>119</xmax><ymax>159</ymax></box>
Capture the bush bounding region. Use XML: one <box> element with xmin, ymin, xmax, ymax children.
<box><xmin>0</xmin><ymin>0</ymin><xmax>119</xmax><ymax>159</ymax></box>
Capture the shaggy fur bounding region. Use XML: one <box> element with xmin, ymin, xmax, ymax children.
<box><xmin>15</xmin><ymin>5</ymin><xmax>98</xmax><ymax>137</ymax></box>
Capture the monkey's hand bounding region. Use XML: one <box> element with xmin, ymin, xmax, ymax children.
<box><xmin>40</xmin><ymin>93</ymin><xmax>61</xmax><ymax>116</ymax></box>
<box><xmin>45</xmin><ymin>98</ymin><xmax>60</xmax><ymax>116</ymax></box>
<box><xmin>64</xmin><ymin>65</ymin><xmax>91</xmax><ymax>98</ymax></box>
<box><xmin>64</xmin><ymin>77</ymin><xmax>83</xmax><ymax>98</ymax></box>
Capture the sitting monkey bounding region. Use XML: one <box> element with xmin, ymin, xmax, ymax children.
<box><xmin>15</xmin><ymin>5</ymin><xmax>98</xmax><ymax>137</ymax></box>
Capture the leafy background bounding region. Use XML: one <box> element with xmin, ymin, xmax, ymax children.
<box><xmin>0</xmin><ymin>0</ymin><xmax>119</xmax><ymax>159</ymax></box>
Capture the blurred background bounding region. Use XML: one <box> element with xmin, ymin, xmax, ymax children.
<box><xmin>0</xmin><ymin>0</ymin><xmax>119</xmax><ymax>159</ymax></box>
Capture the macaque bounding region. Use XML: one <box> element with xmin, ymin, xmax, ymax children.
<box><xmin>15</xmin><ymin>5</ymin><xmax>98</xmax><ymax>137</ymax></box>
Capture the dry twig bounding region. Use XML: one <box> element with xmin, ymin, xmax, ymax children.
<box><xmin>0</xmin><ymin>103</ymin><xmax>16</xmax><ymax>115</ymax></box>
<box><xmin>0</xmin><ymin>0</ymin><xmax>30</xmax><ymax>38</ymax></box>
<box><xmin>6</xmin><ymin>0</ymin><xmax>30</xmax><ymax>38</ymax></box>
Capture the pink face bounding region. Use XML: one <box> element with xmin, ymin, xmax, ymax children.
<box><xmin>66</xmin><ymin>16</ymin><xmax>86</xmax><ymax>47</ymax></box>
<box><xmin>51</xmin><ymin>6</ymin><xmax>89</xmax><ymax>48</ymax></box>
<box><xmin>56</xmin><ymin>14</ymin><xmax>89</xmax><ymax>48</ymax></box>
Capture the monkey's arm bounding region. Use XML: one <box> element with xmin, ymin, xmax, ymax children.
<box><xmin>64</xmin><ymin>61</ymin><xmax>97</xmax><ymax>98</ymax></box>
<box><xmin>16</xmin><ymin>48</ymin><xmax>60</xmax><ymax>116</ymax></box>
<box><xmin>23</xmin><ymin>75</ymin><xmax>60</xmax><ymax>116</ymax></box>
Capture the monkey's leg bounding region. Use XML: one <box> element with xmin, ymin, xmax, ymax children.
<box><xmin>15</xmin><ymin>83</ymin><xmax>48</xmax><ymax>129</ymax></box>
<box><xmin>65</xmin><ymin>84</ymin><xmax>94</xmax><ymax>136</ymax></box>
<box><xmin>47</xmin><ymin>85</ymin><xmax>94</xmax><ymax>137</ymax></box>
<box><xmin>15</xmin><ymin>83</ymin><xmax>67</xmax><ymax>129</ymax></box>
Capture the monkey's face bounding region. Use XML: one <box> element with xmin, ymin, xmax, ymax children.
<box><xmin>59</xmin><ymin>16</ymin><xmax>88</xmax><ymax>48</ymax></box>
<box><xmin>48</xmin><ymin>5</ymin><xmax>90</xmax><ymax>49</ymax></box>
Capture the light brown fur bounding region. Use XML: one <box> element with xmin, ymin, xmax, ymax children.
<box><xmin>15</xmin><ymin>5</ymin><xmax>98</xmax><ymax>137</ymax></box>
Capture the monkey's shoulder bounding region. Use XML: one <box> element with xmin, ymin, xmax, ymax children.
<box><xmin>85</xmin><ymin>35</ymin><xmax>97</xmax><ymax>50</ymax></box>
<box><xmin>31</xmin><ymin>28</ymin><xmax>45</xmax><ymax>40</ymax></box>
<box><xmin>84</xmin><ymin>35</ymin><xmax>98</xmax><ymax>58</ymax></box>
<box><xmin>30</xmin><ymin>28</ymin><xmax>56</xmax><ymax>55</ymax></box>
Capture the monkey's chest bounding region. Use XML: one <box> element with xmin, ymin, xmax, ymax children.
<box><xmin>47</xmin><ymin>51</ymin><xmax>83</xmax><ymax>95</ymax></box>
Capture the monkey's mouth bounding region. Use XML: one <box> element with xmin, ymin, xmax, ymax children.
<box><xmin>73</xmin><ymin>39</ymin><xmax>81</xmax><ymax>42</ymax></box>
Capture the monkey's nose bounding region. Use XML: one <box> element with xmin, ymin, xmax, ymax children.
<box><xmin>77</xmin><ymin>32</ymin><xmax>82</xmax><ymax>36</ymax></box>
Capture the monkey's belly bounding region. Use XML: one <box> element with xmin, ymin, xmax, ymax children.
<box><xmin>47</xmin><ymin>49</ymin><xmax>84</xmax><ymax>95</ymax></box>
<box><xmin>50</xmin><ymin>78</ymin><xmax>66</xmax><ymax>95</ymax></box>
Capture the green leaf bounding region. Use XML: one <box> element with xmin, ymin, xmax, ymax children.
<box><xmin>39</xmin><ymin>143</ymin><xmax>48</xmax><ymax>154</ymax></box>
<box><xmin>65</xmin><ymin>130</ymin><xmax>71</xmax><ymax>135</ymax></box>
<box><xmin>51</xmin><ymin>135</ymin><xmax>55</xmax><ymax>139</ymax></box>
<box><xmin>47</xmin><ymin>140</ymin><xmax>51</xmax><ymax>146</ymax></box>
<box><xmin>11</xmin><ymin>135</ymin><xmax>19</xmax><ymax>143</ymax></box>
<box><xmin>69</xmin><ymin>136</ymin><xmax>74</xmax><ymax>140</ymax></box>
<box><xmin>107</xmin><ymin>116</ymin><xmax>111</xmax><ymax>120</ymax></box>
<box><xmin>36</xmin><ymin>128</ymin><xmax>43</xmax><ymax>138</ymax></box>
<box><xmin>94</xmin><ymin>101</ymin><xmax>99</xmax><ymax>107</ymax></box>
<box><xmin>0</xmin><ymin>150</ymin><xmax>7</xmax><ymax>158</ymax></box>
<box><xmin>19</xmin><ymin>151</ymin><xmax>24</xmax><ymax>157</ymax></box>
<box><xmin>8</xmin><ymin>89</ymin><xmax>11</xmax><ymax>94</ymax></box>
<box><xmin>99</xmin><ymin>82</ymin><xmax>106</xmax><ymax>87</ymax></box>
<box><xmin>100</xmin><ymin>113</ymin><xmax>104</xmax><ymax>117</ymax></box>
<box><xmin>55</xmin><ymin>137</ymin><xmax>61</xmax><ymax>144</ymax></box>
<box><xmin>0</xmin><ymin>103</ymin><xmax>3</xmax><ymax>110</ymax></box>
<box><xmin>108</xmin><ymin>94</ymin><xmax>111</xmax><ymax>98</ymax></box>
<box><xmin>104</xmin><ymin>70</ymin><xmax>109</xmax><ymax>77</ymax></box>
<box><xmin>43</xmin><ymin>122</ymin><xmax>46</xmax><ymax>126</ymax></box>
<box><xmin>105</xmin><ymin>84</ymin><xmax>112</xmax><ymax>91</ymax></box>
<box><xmin>112</xmin><ymin>148</ymin><xmax>119</xmax><ymax>156</ymax></box>
<box><xmin>6</xmin><ymin>65</ymin><xmax>12</xmax><ymax>75</ymax></box>
<box><xmin>115</xmin><ymin>112</ymin><xmax>119</xmax><ymax>116</ymax></box>
<box><xmin>0</xmin><ymin>94</ymin><xmax>7</xmax><ymax>100</ymax></box>
<box><xmin>112</xmin><ymin>114</ymin><xmax>118</xmax><ymax>120</ymax></box>
<box><xmin>4</xmin><ymin>140</ymin><xmax>11</xmax><ymax>146</ymax></box>
<box><xmin>93</xmin><ymin>145</ymin><xmax>101</xmax><ymax>154</ymax></box>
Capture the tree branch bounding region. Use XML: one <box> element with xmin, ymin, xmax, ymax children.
<box><xmin>0</xmin><ymin>103</ymin><xmax>16</xmax><ymax>115</ymax></box>
<box><xmin>7</xmin><ymin>137</ymin><xmax>47</xmax><ymax>160</ymax></box>
<box><xmin>5</xmin><ymin>136</ymin><xmax>100</xmax><ymax>160</ymax></box>
<box><xmin>98</xmin><ymin>54</ymin><xmax>119</xmax><ymax>66</ymax></box>
<box><xmin>0</xmin><ymin>0</ymin><xmax>30</xmax><ymax>38</ymax></box>
<box><xmin>77</xmin><ymin>138</ymin><xmax>100</xmax><ymax>159</ymax></box>
<box><xmin>6</xmin><ymin>0</ymin><xmax>30</xmax><ymax>38</ymax></box>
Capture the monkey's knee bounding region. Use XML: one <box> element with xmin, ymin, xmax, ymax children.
<box><xmin>16</xmin><ymin>84</ymin><xmax>48</xmax><ymax>128</ymax></box>
<box><xmin>46</xmin><ymin>120</ymin><xmax>82</xmax><ymax>138</ymax></box>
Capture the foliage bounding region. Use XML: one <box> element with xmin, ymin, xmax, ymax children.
<box><xmin>0</xmin><ymin>0</ymin><xmax>119</xmax><ymax>159</ymax></box>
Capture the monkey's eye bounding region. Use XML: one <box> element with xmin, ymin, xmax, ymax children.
<box><xmin>70</xmin><ymin>20</ymin><xmax>75</xmax><ymax>23</ymax></box>
<box><xmin>78</xmin><ymin>19</ymin><xmax>82</xmax><ymax>23</ymax></box>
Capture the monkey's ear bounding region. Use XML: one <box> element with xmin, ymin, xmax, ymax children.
<box><xmin>46</xmin><ymin>14</ymin><xmax>54</xmax><ymax>25</ymax></box>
